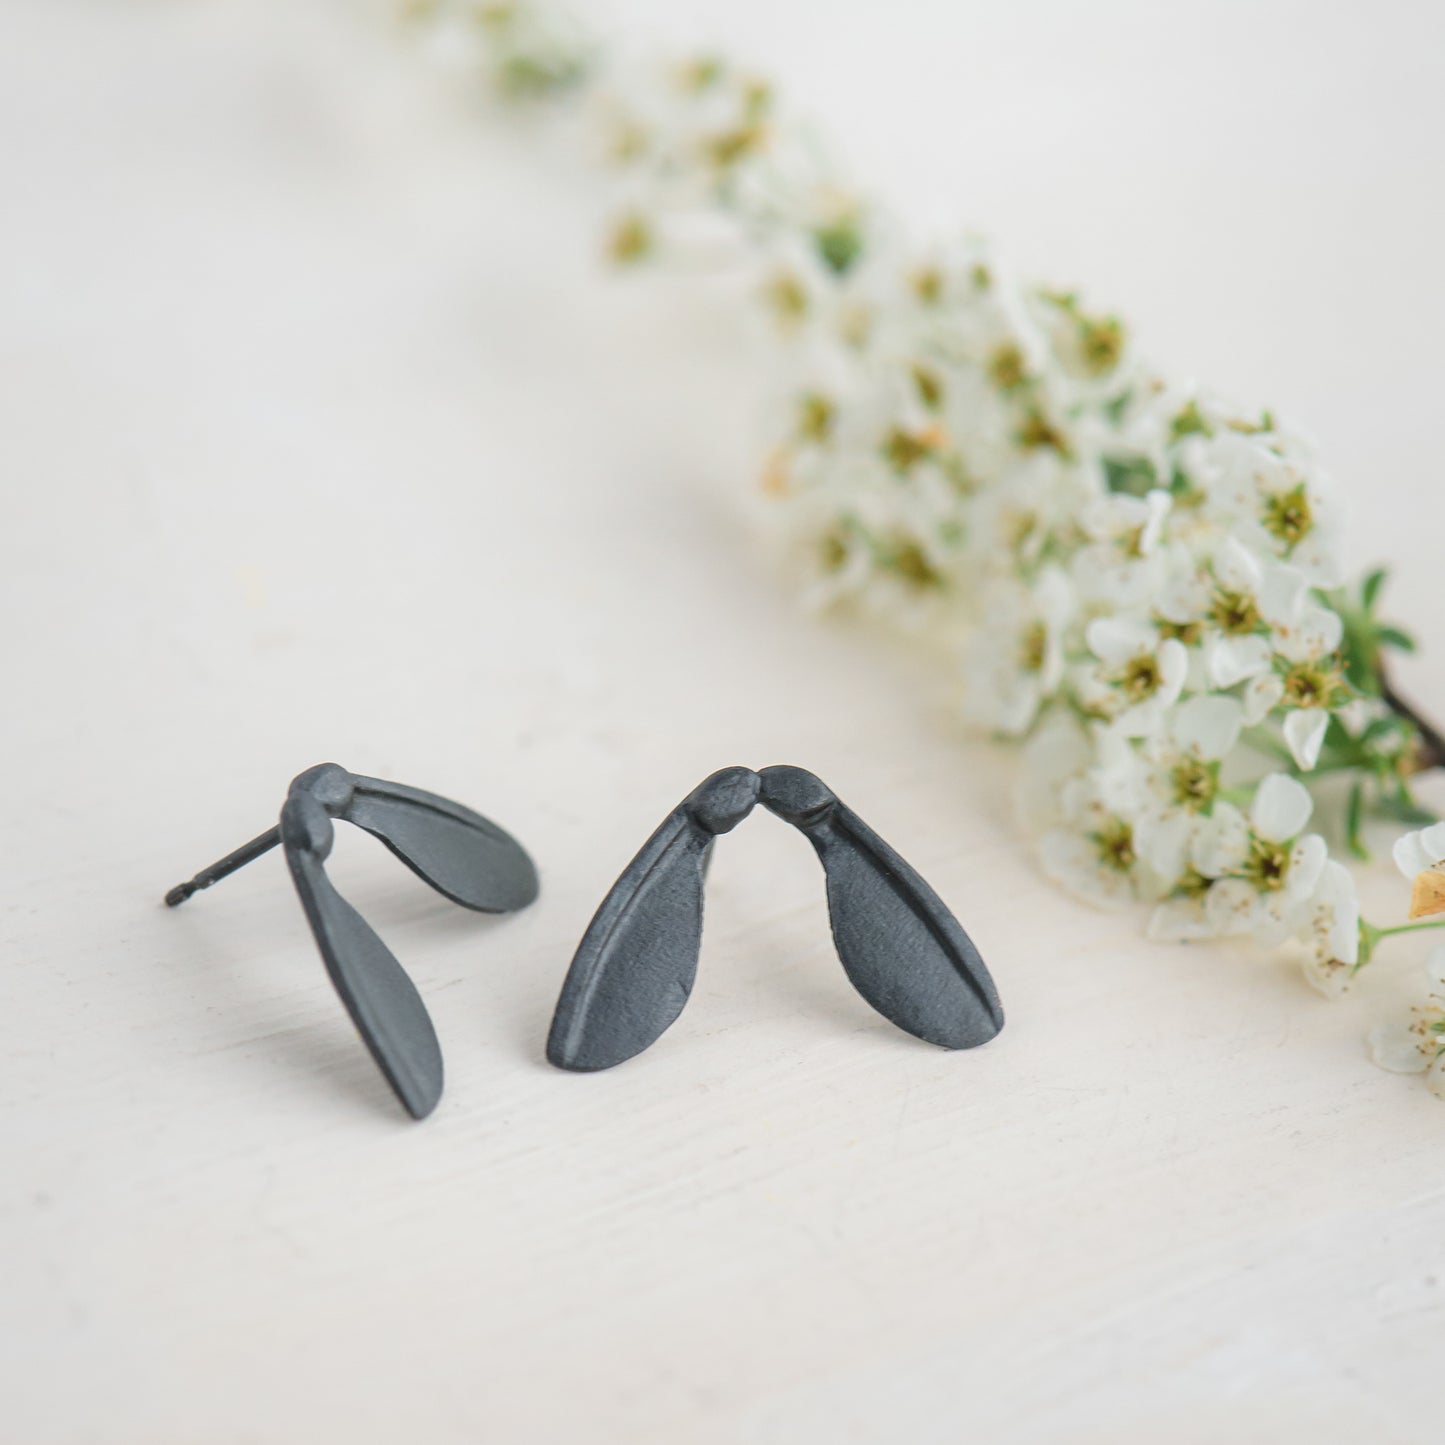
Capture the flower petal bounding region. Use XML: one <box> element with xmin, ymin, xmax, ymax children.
<box><xmin>1368</xmin><ymin>1023</ymin><xmax>1429</xmax><ymax>1074</ymax></box>
<box><xmin>1192</xmin><ymin>802</ymin><xmax>1249</xmax><ymax>877</ymax></box>
<box><xmin>1039</xmin><ymin>829</ymin><xmax>1136</xmax><ymax>910</ymax></box>
<box><xmin>1085</xmin><ymin>616</ymin><xmax>1151</xmax><ymax>666</ymax></box>
<box><xmin>1425</xmin><ymin>943</ymin><xmax>1445</xmax><ymax>992</ymax></box>
<box><xmin>1283</xmin><ymin>708</ymin><xmax>1329</xmax><ymax>771</ymax></box>
<box><xmin>1243</xmin><ymin>673</ymin><xmax>1283</xmax><ymax>725</ymax></box>
<box><xmin>1393</xmin><ymin>829</ymin><xmax>1435</xmax><ymax>881</ymax></box>
<box><xmin>1258</xmin><ymin>564</ymin><xmax>1306</xmax><ymax>626</ymax></box>
<box><xmin>1285</xmin><ymin>833</ymin><xmax>1328</xmax><ymax>901</ymax></box>
<box><xmin>1212</xmin><ymin>536</ymin><xmax>1261</xmax><ymax>592</ymax></box>
<box><xmin>1300</xmin><ymin>951</ymin><xmax>1351</xmax><ymax>998</ymax></box>
<box><xmin>1156</xmin><ymin>638</ymin><xmax>1188</xmax><ymax>708</ymax></box>
<box><xmin>1203</xmin><ymin>877</ymin><xmax>1259</xmax><ymax>937</ymax></box>
<box><xmin>1147</xmin><ymin>897</ymin><xmax>1218</xmax><ymax>942</ymax></box>
<box><xmin>1251</xmin><ymin>772</ymin><xmax>1313</xmax><ymax>841</ymax></box>
<box><xmin>1421</xmin><ymin>822</ymin><xmax>1445</xmax><ymax>864</ymax></box>
<box><xmin>1207</xmin><ymin>635</ymin><xmax>1270</xmax><ymax>688</ymax></box>
<box><xmin>1172</xmin><ymin>694</ymin><xmax>1243</xmax><ymax>760</ymax></box>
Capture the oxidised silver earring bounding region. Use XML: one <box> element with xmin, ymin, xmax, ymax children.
<box><xmin>165</xmin><ymin>763</ymin><xmax>538</xmax><ymax>1119</ymax></box>
<box><xmin>546</xmin><ymin>765</ymin><xmax>1002</xmax><ymax>1072</ymax></box>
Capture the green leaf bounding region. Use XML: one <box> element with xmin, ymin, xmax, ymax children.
<box><xmin>1377</xmin><ymin>625</ymin><xmax>1417</xmax><ymax>654</ymax></box>
<box><xmin>1346</xmin><ymin>779</ymin><xmax>1370</xmax><ymax>860</ymax></box>
<box><xmin>1101</xmin><ymin>455</ymin><xmax>1158</xmax><ymax>497</ymax></box>
<box><xmin>1376</xmin><ymin>793</ymin><xmax>1439</xmax><ymax>827</ymax></box>
<box><xmin>814</xmin><ymin>218</ymin><xmax>863</xmax><ymax>276</ymax></box>
<box><xmin>1361</xmin><ymin>566</ymin><xmax>1388</xmax><ymax>612</ymax></box>
<box><xmin>1101</xmin><ymin>390</ymin><xmax>1133</xmax><ymax>425</ymax></box>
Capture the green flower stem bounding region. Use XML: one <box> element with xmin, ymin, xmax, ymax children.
<box><xmin>1374</xmin><ymin>919</ymin><xmax>1445</xmax><ymax>942</ymax></box>
<box><xmin>1358</xmin><ymin>915</ymin><xmax>1445</xmax><ymax>970</ymax></box>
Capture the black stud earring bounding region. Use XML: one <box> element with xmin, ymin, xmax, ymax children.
<box><xmin>165</xmin><ymin>763</ymin><xmax>539</xmax><ymax>1119</ymax></box>
<box><xmin>546</xmin><ymin>765</ymin><xmax>1002</xmax><ymax>1072</ymax></box>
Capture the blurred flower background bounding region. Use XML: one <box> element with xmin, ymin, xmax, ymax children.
<box><xmin>413</xmin><ymin>0</ymin><xmax>1445</xmax><ymax>1089</ymax></box>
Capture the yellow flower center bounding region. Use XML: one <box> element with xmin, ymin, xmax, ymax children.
<box><xmin>1170</xmin><ymin>757</ymin><xmax>1216</xmax><ymax>811</ymax></box>
<box><xmin>988</xmin><ymin>343</ymin><xmax>1027</xmax><ymax>390</ymax></box>
<box><xmin>1018</xmin><ymin>621</ymin><xmax>1047</xmax><ymax>674</ymax></box>
<box><xmin>1094</xmin><ymin>818</ymin><xmax>1136</xmax><ymax>873</ymax></box>
<box><xmin>1282</xmin><ymin>660</ymin><xmax>1343</xmax><ymax>710</ymax></box>
<box><xmin>889</xmin><ymin>539</ymin><xmax>943</xmax><ymax>590</ymax></box>
<box><xmin>1261</xmin><ymin>482</ymin><xmax>1313</xmax><ymax>547</ymax></box>
<box><xmin>1117</xmin><ymin>652</ymin><xmax>1163</xmax><ymax>702</ymax></box>
<box><xmin>1209</xmin><ymin>587</ymin><xmax>1261</xmax><ymax>635</ymax></box>
<box><xmin>1077</xmin><ymin>315</ymin><xmax>1125</xmax><ymax>376</ymax></box>
<box><xmin>797</xmin><ymin>392</ymin><xmax>834</xmax><ymax>443</ymax></box>
<box><xmin>1244</xmin><ymin>836</ymin><xmax>1291</xmax><ymax>892</ymax></box>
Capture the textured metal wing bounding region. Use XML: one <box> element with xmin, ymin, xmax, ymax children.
<box><xmin>287</xmin><ymin>845</ymin><xmax>445</xmax><ymax>1119</ymax></box>
<box><xmin>547</xmin><ymin>767</ymin><xmax>760</xmax><ymax>1072</ymax></box>
<box><xmin>759</xmin><ymin>766</ymin><xmax>1003</xmax><ymax>1050</ymax></box>
<box><xmin>344</xmin><ymin>775</ymin><xmax>539</xmax><ymax>914</ymax></box>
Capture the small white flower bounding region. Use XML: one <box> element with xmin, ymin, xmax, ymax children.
<box><xmin>1039</xmin><ymin>823</ymin><xmax>1142</xmax><ymax>909</ymax></box>
<box><xmin>1240</xmin><ymin>600</ymin><xmax>1346</xmax><ymax>769</ymax></box>
<box><xmin>1192</xmin><ymin>773</ymin><xmax>1327</xmax><ymax>945</ymax></box>
<box><xmin>1146</xmin><ymin>893</ymin><xmax>1219</xmax><ymax>942</ymax></box>
<box><xmin>1200</xmin><ymin>538</ymin><xmax>1303</xmax><ymax>688</ymax></box>
<box><xmin>1297</xmin><ymin>861</ymin><xmax>1361</xmax><ymax>996</ymax></box>
<box><xmin>1391</xmin><ymin>819</ymin><xmax>1445</xmax><ymax>921</ymax></box>
<box><xmin>1132</xmin><ymin>694</ymin><xmax>1243</xmax><ymax>879</ymax></box>
<box><xmin>1078</xmin><ymin>617</ymin><xmax>1187</xmax><ymax>737</ymax></box>
<box><xmin>964</xmin><ymin>568</ymin><xmax>1074</xmax><ymax>735</ymax></box>
<box><xmin>1079</xmin><ymin>488</ymin><xmax>1171</xmax><ymax>560</ymax></box>
<box><xmin>1392</xmin><ymin>821</ymin><xmax>1445</xmax><ymax>880</ymax></box>
<box><xmin>1039</xmin><ymin>731</ymin><xmax>1158</xmax><ymax>909</ymax></box>
<box><xmin>1015</xmin><ymin>711</ymin><xmax>1092</xmax><ymax>834</ymax></box>
<box><xmin>1368</xmin><ymin>945</ymin><xmax>1445</xmax><ymax>1098</ymax></box>
<box><xmin>1185</xmin><ymin>433</ymin><xmax>1345</xmax><ymax>587</ymax></box>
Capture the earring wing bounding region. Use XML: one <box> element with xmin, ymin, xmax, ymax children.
<box><xmin>546</xmin><ymin>810</ymin><xmax>713</xmax><ymax>1072</ymax></box>
<box><xmin>287</xmin><ymin>847</ymin><xmax>445</xmax><ymax>1119</ymax></box>
<box><xmin>343</xmin><ymin>775</ymin><xmax>539</xmax><ymax>914</ymax></box>
<box><xmin>757</xmin><ymin>767</ymin><xmax>1002</xmax><ymax>1051</ymax></box>
<box><xmin>813</xmin><ymin>801</ymin><xmax>1003</xmax><ymax>1048</ymax></box>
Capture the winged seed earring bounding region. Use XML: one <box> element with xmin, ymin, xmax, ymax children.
<box><xmin>165</xmin><ymin>763</ymin><xmax>539</xmax><ymax>1119</ymax></box>
<box><xmin>547</xmin><ymin>765</ymin><xmax>1003</xmax><ymax>1072</ymax></box>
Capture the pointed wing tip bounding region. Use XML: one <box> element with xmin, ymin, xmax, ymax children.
<box><xmin>545</xmin><ymin>1030</ymin><xmax>632</xmax><ymax>1073</ymax></box>
<box><xmin>400</xmin><ymin>1086</ymin><xmax>443</xmax><ymax>1120</ymax></box>
<box><xmin>511</xmin><ymin>860</ymin><xmax>542</xmax><ymax>910</ymax></box>
<box><xmin>389</xmin><ymin>1060</ymin><xmax>444</xmax><ymax>1120</ymax></box>
<box><xmin>932</xmin><ymin>1003</ymin><xmax>1005</xmax><ymax>1051</ymax></box>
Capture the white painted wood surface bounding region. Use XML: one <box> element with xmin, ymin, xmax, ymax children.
<box><xmin>4</xmin><ymin>3</ymin><xmax>1444</xmax><ymax>1440</ymax></box>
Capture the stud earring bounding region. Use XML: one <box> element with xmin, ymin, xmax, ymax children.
<box><xmin>165</xmin><ymin>763</ymin><xmax>538</xmax><ymax>1118</ymax></box>
<box><xmin>546</xmin><ymin>765</ymin><xmax>1002</xmax><ymax>1072</ymax></box>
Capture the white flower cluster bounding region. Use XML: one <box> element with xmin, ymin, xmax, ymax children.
<box><xmin>410</xmin><ymin>2</ymin><xmax>1445</xmax><ymax>1088</ymax></box>
<box><xmin>574</xmin><ymin>47</ymin><xmax>1381</xmax><ymax>972</ymax></box>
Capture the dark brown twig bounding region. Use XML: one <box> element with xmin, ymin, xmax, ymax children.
<box><xmin>1381</xmin><ymin>666</ymin><xmax>1445</xmax><ymax>774</ymax></box>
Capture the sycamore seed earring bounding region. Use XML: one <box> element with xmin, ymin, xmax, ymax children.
<box><xmin>546</xmin><ymin>765</ymin><xmax>1003</xmax><ymax>1072</ymax></box>
<box><xmin>165</xmin><ymin>763</ymin><xmax>539</xmax><ymax>1119</ymax></box>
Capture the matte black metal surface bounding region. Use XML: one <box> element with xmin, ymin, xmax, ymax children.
<box><xmin>758</xmin><ymin>766</ymin><xmax>1004</xmax><ymax>1050</ymax></box>
<box><xmin>344</xmin><ymin>774</ymin><xmax>539</xmax><ymax>914</ymax></box>
<box><xmin>547</xmin><ymin>765</ymin><xmax>1003</xmax><ymax>1072</ymax></box>
<box><xmin>287</xmin><ymin>836</ymin><xmax>445</xmax><ymax>1121</ymax></box>
<box><xmin>165</xmin><ymin>762</ymin><xmax>538</xmax><ymax>1119</ymax></box>
<box><xmin>546</xmin><ymin>767</ymin><xmax>759</xmax><ymax>1072</ymax></box>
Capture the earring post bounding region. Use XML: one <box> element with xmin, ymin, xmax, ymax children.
<box><xmin>164</xmin><ymin>826</ymin><xmax>282</xmax><ymax>907</ymax></box>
